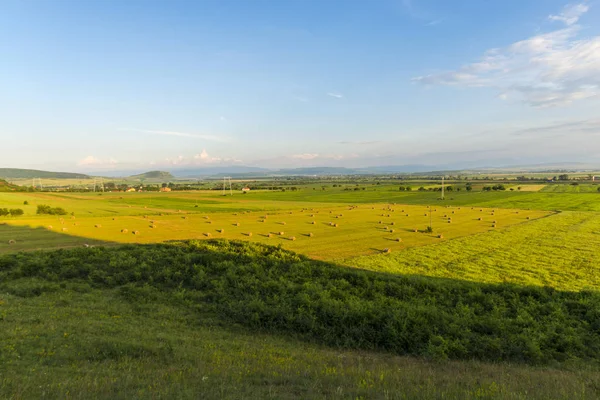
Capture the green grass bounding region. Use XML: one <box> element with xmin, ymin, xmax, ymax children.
<box><xmin>2</xmin><ymin>283</ymin><xmax>598</xmax><ymax>400</ymax></box>
<box><xmin>347</xmin><ymin>211</ymin><xmax>600</xmax><ymax>291</ymax></box>
<box><xmin>541</xmin><ymin>184</ymin><xmax>600</xmax><ymax>193</ymax></box>
<box><xmin>2</xmin><ymin>240</ymin><xmax>600</xmax><ymax>399</ymax></box>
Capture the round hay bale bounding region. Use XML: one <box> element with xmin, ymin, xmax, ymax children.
<box><xmin>132</xmin><ymin>231</ymin><xmax>139</xmax><ymax>235</ymax></box>
<box><xmin>204</xmin><ymin>232</ymin><xmax>212</xmax><ymax>237</ymax></box>
<box><xmin>143</xmin><ymin>215</ymin><xmax>148</xmax><ymax>219</ymax></box>
<box><xmin>478</xmin><ymin>217</ymin><xmax>482</xmax><ymax>221</ymax></box>
<box><xmin>207</xmin><ymin>221</ymin><xmax>212</xmax><ymax>224</ymax></box>
<box><xmin>95</xmin><ymin>224</ymin><xmax>102</xmax><ymax>228</ymax></box>
<box><xmin>311</xmin><ymin>221</ymin><xmax>316</xmax><ymax>224</ymax></box>
<box><xmin>62</xmin><ymin>228</ymin><xmax>68</xmax><ymax>232</ymax></box>
<box><xmin>150</xmin><ymin>225</ymin><xmax>156</xmax><ymax>229</ymax></box>
<box><xmin>290</xmin><ymin>236</ymin><xmax>296</xmax><ymax>241</ymax></box>
<box><xmin>378</xmin><ymin>220</ymin><xmax>382</xmax><ymax>224</ymax></box>
<box><xmin>438</xmin><ymin>234</ymin><xmax>443</xmax><ymax>239</ymax></box>
<box><xmin>308</xmin><ymin>233</ymin><xmax>314</xmax><ymax>237</ymax></box>
<box><xmin>8</xmin><ymin>239</ymin><xmax>16</xmax><ymax>245</ymax></box>
<box><xmin>493</xmin><ymin>220</ymin><xmax>497</xmax><ymax>223</ymax></box>
<box><xmin>204</xmin><ymin>216</ymin><xmax>210</xmax><ymax>219</ymax></box>
<box><xmin>235</xmin><ymin>223</ymin><xmax>240</xmax><ymax>227</ymax></box>
<box><xmin>424</xmin><ymin>214</ymin><xmax>428</xmax><ymax>216</ymax></box>
<box><xmin>48</xmin><ymin>225</ymin><xmax>53</xmax><ymax>229</ymax></box>
<box><xmin>452</xmin><ymin>211</ymin><xmax>455</xmax><ymax>214</ymax></box>
<box><xmin>383</xmin><ymin>248</ymin><xmax>391</xmax><ymax>254</ymax></box>
<box><xmin>281</xmin><ymin>222</ymin><xmax>286</xmax><ymax>225</ymax></box>
<box><xmin>334</xmin><ymin>223</ymin><xmax>338</xmax><ymax>228</ymax></box>
<box><xmin>448</xmin><ymin>220</ymin><xmax>451</xmax><ymax>223</ymax></box>
<box><xmin>413</xmin><ymin>229</ymin><xmax>418</xmax><ymax>233</ymax></box>
<box><xmin>492</xmin><ymin>224</ymin><xmax>497</xmax><ymax>228</ymax></box>
<box><xmin>391</xmin><ymin>222</ymin><xmax>395</xmax><ymax>226</ymax></box>
<box><xmin>247</xmin><ymin>232</ymin><xmax>252</xmax><ymax>237</ymax></box>
<box><xmin>526</xmin><ymin>216</ymin><xmax>530</xmax><ymax>220</ymax></box>
<box><xmin>121</xmin><ymin>229</ymin><xmax>128</xmax><ymax>233</ymax></box>
<box><xmin>182</xmin><ymin>216</ymin><xmax>188</xmax><ymax>220</ymax></box>
<box><xmin>405</xmin><ymin>214</ymin><xmax>409</xmax><ymax>217</ymax></box>
<box><xmin>112</xmin><ymin>218</ymin><xmax>116</xmax><ymax>221</ymax></box>
<box><xmin>384</xmin><ymin>226</ymin><xmax>388</xmax><ymax>230</ymax></box>
<box><xmin>389</xmin><ymin>229</ymin><xmax>394</xmax><ymax>233</ymax></box>
<box><xmin>279</xmin><ymin>231</ymin><xmax>284</xmax><ymax>235</ymax></box>
<box><xmin>395</xmin><ymin>238</ymin><xmax>402</xmax><ymax>242</ymax></box>
<box><xmin>219</xmin><ymin>229</ymin><xmax>224</xmax><ymax>233</ymax></box>
<box><xmin>149</xmin><ymin>220</ymin><xmax>154</xmax><ymax>224</ymax></box>
<box><xmin>267</xmin><ymin>233</ymin><xmax>273</xmax><ymax>238</ymax></box>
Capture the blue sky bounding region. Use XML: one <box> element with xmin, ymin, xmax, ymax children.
<box><xmin>1</xmin><ymin>0</ymin><xmax>599</xmax><ymax>172</ymax></box>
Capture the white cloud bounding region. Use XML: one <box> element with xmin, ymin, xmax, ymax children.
<box><xmin>291</xmin><ymin>153</ymin><xmax>319</xmax><ymax>160</ymax></box>
<box><xmin>327</xmin><ymin>92</ymin><xmax>344</xmax><ymax>98</ymax></box>
<box><xmin>78</xmin><ymin>156</ymin><xmax>118</xmax><ymax>167</ymax></box>
<box><xmin>549</xmin><ymin>3</ymin><xmax>589</xmax><ymax>26</ymax></box>
<box><xmin>413</xmin><ymin>3</ymin><xmax>600</xmax><ymax>107</ymax></box>
<box><xmin>193</xmin><ymin>149</ymin><xmax>222</xmax><ymax>163</ymax></box>
<box><xmin>165</xmin><ymin>155</ymin><xmax>186</xmax><ymax>165</ymax></box>
<box><xmin>120</xmin><ymin>128</ymin><xmax>228</xmax><ymax>142</ymax></box>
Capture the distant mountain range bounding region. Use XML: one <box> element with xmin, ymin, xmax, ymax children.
<box><xmin>2</xmin><ymin>162</ymin><xmax>599</xmax><ymax>182</ymax></box>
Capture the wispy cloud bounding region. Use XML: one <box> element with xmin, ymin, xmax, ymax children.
<box><xmin>425</xmin><ymin>19</ymin><xmax>443</xmax><ymax>26</ymax></box>
<box><xmin>413</xmin><ymin>3</ymin><xmax>599</xmax><ymax>107</ymax></box>
<box><xmin>338</xmin><ymin>140</ymin><xmax>381</xmax><ymax>145</ymax></box>
<box><xmin>327</xmin><ymin>92</ymin><xmax>344</xmax><ymax>99</ymax></box>
<box><xmin>549</xmin><ymin>2</ymin><xmax>589</xmax><ymax>26</ymax></box>
<box><xmin>120</xmin><ymin>128</ymin><xmax>228</xmax><ymax>142</ymax></box>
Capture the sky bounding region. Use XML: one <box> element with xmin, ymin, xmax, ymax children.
<box><xmin>1</xmin><ymin>0</ymin><xmax>600</xmax><ymax>172</ymax></box>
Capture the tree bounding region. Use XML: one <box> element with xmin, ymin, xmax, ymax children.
<box><xmin>162</xmin><ymin>183</ymin><xmax>168</xmax><ymax>188</ymax></box>
<box><xmin>558</xmin><ymin>174</ymin><xmax>569</xmax><ymax>181</ymax></box>
<box><xmin>9</xmin><ymin>209</ymin><xmax>24</xmax><ymax>216</ymax></box>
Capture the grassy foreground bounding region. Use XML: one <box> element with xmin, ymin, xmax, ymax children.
<box><xmin>2</xmin><ymin>285</ymin><xmax>599</xmax><ymax>399</ymax></box>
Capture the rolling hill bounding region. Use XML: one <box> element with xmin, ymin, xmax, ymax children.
<box><xmin>129</xmin><ymin>170</ymin><xmax>174</xmax><ymax>180</ymax></box>
<box><xmin>0</xmin><ymin>168</ymin><xmax>90</xmax><ymax>179</ymax></box>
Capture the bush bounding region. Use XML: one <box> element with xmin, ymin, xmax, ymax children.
<box><xmin>36</xmin><ymin>204</ymin><xmax>68</xmax><ymax>215</ymax></box>
<box><xmin>1</xmin><ymin>240</ymin><xmax>599</xmax><ymax>365</ymax></box>
<box><xmin>23</xmin><ymin>201</ymin><xmax>29</xmax><ymax>205</ymax></box>
<box><xmin>9</xmin><ymin>209</ymin><xmax>24</xmax><ymax>216</ymax></box>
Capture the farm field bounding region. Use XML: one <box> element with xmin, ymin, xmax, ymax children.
<box><xmin>1</xmin><ymin>191</ymin><xmax>549</xmax><ymax>259</ymax></box>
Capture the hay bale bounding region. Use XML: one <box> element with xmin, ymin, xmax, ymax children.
<box><xmin>526</xmin><ymin>216</ymin><xmax>530</xmax><ymax>220</ymax></box>
<box><xmin>448</xmin><ymin>220</ymin><xmax>451</xmax><ymax>223</ymax></box>
<box><xmin>384</xmin><ymin>226</ymin><xmax>388</xmax><ymax>230</ymax></box>
<box><xmin>8</xmin><ymin>239</ymin><xmax>16</xmax><ymax>245</ymax></box>
<box><xmin>235</xmin><ymin>222</ymin><xmax>240</xmax><ymax>227</ymax></box>
<box><xmin>150</xmin><ymin>225</ymin><xmax>156</xmax><ymax>229</ymax></box>
<box><xmin>308</xmin><ymin>233</ymin><xmax>314</xmax><ymax>237</ymax></box>
<box><xmin>311</xmin><ymin>221</ymin><xmax>316</xmax><ymax>224</ymax></box>
<box><xmin>267</xmin><ymin>233</ymin><xmax>273</xmax><ymax>238</ymax></box>
<box><xmin>279</xmin><ymin>231</ymin><xmax>284</xmax><ymax>235</ymax></box>
<box><xmin>395</xmin><ymin>238</ymin><xmax>402</xmax><ymax>242</ymax></box>
<box><xmin>389</xmin><ymin>229</ymin><xmax>394</xmax><ymax>233</ymax></box>
<box><xmin>413</xmin><ymin>229</ymin><xmax>418</xmax><ymax>233</ymax></box>
<box><xmin>405</xmin><ymin>214</ymin><xmax>409</xmax><ymax>217</ymax></box>
<box><xmin>424</xmin><ymin>214</ymin><xmax>428</xmax><ymax>216</ymax></box>
<box><xmin>438</xmin><ymin>234</ymin><xmax>443</xmax><ymax>239</ymax></box>
<box><xmin>62</xmin><ymin>228</ymin><xmax>68</xmax><ymax>232</ymax></box>
<box><xmin>204</xmin><ymin>216</ymin><xmax>210</xmax><ymax>219</ymax></box>
<box><xmin>48</xmin><ymin>225</ymin><xmax>53</xmax><ymax>229</ymax></box>
<box><xmin>204</xmin><ymin>232</ymin><xmax>212</xmax><ymax>237</ymax></box>
<box><xmin>383</xmin><ymin>248</ymin><xmax>391</xmax><ymax>254</ymax></box>
<box><xmin>378</xmin><ymin>220</ymin><xmax>382</xmax><ymax>224</ymax></box>
<box><xmin>207</xmin><ymin>221</ymin><xmax>212</xmax><ymax>224</ymax></box>
<box><xmin>478</xmin><ymin>217</ymin><xmax>482</xmax><ymax>221</ymax></box>
<box><xmin>182</xmin><ymin>216</ymin><xmax>188</xmax><ymax>219</ymax></box>
<box><xmin>219</xmin><ymin>229</ymin><xmax>224</xmax><ymax>233</ymax></box>
<box><xmin>290</xmin><ymin>236</ymin><xmax>296</xmax><ymax>241</ymax></box>
<box><xmin>132</xmin><ymin>231</ymin><xmax>139</xmax><ymax>235</ymax></box>
<box><xmin>334</xmin><ymin>223</ymin><xmax>338</xmax><ymax>227</ymax></box>
<box><xmin>149</xmin><ymin>220</ymin><xmax>154</xmax><ymax>224</ymax></box>
<box><xmin>391</xmin><ymin>222</ymin><xmax>395</xmax><ymax>226</ymax></box>
<box><xmin>281</xmin><ymin>222</ymin><xmax>286</xmax><ymax>225</ymax></box>
<box><xmin>247</xmin><ymin>232</ymin><xmax>252</xmax><ymax>237</ymax></box>
<box><xmin>121</xmin><ymin>229</ymin><xmax>128</xmax><ymax>233</ymax></box>
<box><xmin>143</xmin><ymin>215</ymin><xmax>148</xmax><ymax>219</ymax></box>
<box><xmin>95</xmin><ymin>224</ymin><xmax>102</xmax><ymax>228</ymax></box>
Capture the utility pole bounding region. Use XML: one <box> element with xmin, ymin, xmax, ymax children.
<box><xmin>441</xmin><ymin>176</ymin><xmax>445</xmax><ymax>200</ymax></box>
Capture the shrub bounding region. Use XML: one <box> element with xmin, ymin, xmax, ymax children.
<box><xmin>9</xmin><ymin>209</ymin><xmax>24</xmax><ymax>216</ymax></box>
<box><xmin>36</xmin><ymin>204</ymin><xmax>68</xmax><ymax>215</ymax></box>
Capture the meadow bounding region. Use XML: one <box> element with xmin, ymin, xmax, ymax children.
<box><xmin>1</xmin><ymin>184</ymin><xmax>600</xmax><ymax>398</ymax></box>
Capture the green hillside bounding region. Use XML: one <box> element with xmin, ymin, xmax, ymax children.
<box><xmin>0</xmin><ymin>168</ymin><xmax>89</xmax><ymax>179</ymax></box>
<box><xmin>0</xmin><ymin>179</ymin><xmax>20</xmax><ymax>192</ymax></box>
<box><xmin>129</xmin><ymin>170</ymin><xmax>174</xmax><ymax>180</ymax></box>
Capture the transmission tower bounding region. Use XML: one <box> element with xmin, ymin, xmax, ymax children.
<box><xmin>93</xmin><ymin>177</ymin><xmax>104</xmax><ymax>192</ymax></box>
<box><xmin>441</xmin><ymin>176</ymin><xmax>445</xmax><ymax>200</ymax></box>
<box><xmin>222</xmin><ymin>177</ymin><xmax>232</xmax><ymax>196</ymax></box>
<box><xmin>32</xmin><ymin>178</ymin><xmax>43</xmax><ymax>190</ymax></box>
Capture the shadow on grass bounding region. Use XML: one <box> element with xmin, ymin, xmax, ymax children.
<box><xmin>0</xmin><ymin>223</ymin><xmax>115</xmax><ymax>253</ymax></box>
